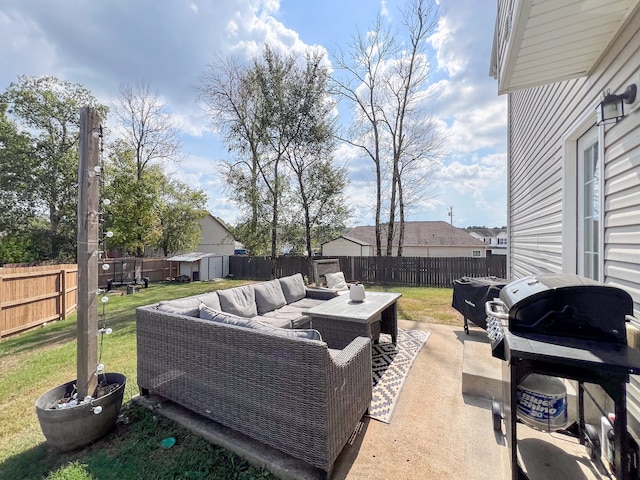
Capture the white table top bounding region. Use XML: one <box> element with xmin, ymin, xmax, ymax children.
<box><xmin>304</xmin><ymin>291</ymin><xmax>402</xmax><ymax>323</ymax></box>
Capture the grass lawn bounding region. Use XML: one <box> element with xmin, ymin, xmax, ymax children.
<box><xmin>0</xmin><ymin>280</ymin><xmax>459</xmax><ymax>479</ymax></box>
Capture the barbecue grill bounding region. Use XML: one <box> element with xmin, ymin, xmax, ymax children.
<box><xmin>451</xmin><ymin>276</ymin><xmax>508</xmax><ymax>334</ymax></box>
<box><xmin>485</xmin><ymin>273</ymin><xmax>640</xmax><ymax>480</ymax></box>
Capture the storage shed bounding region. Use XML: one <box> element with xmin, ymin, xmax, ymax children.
<box><xmin>166</xmin><ymin>253</ymin><xmax>229</xmax><ymax>281</ymax></box>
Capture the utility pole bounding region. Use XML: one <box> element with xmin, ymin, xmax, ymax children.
<box><xmin>447</xmin><ymin>206</ymin><xmax>454</xmax><ymax>225</ymax></box>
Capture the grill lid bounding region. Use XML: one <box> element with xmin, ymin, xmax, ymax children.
<box><xmin>498</xmin><ymin>274</ymin><xmax>633</xmax><ymax>344</ymax></box>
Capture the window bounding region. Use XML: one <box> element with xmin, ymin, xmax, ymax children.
<box><xmin>472</xmin><ymin>250</ymin><xmax>482</xmax><ymax>257</ymax></box>
<box><xmin>498</xmin><ymin>238</ymin><xmax>507</xmax><ymax>245</ymax></box>
<box><xmin>577</xmin><ymin>128</ymin><xmax>601</xmax><ymax>280</ymax></box>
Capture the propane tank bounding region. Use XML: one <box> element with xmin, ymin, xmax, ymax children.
<box><xmin>516</xmin><ymin>373</ymin><xmax>568</xmax><ymax>431</ymax></box>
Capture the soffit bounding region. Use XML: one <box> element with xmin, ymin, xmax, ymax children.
<box><xmin>496</xmin><ymin>0</ymin><xmax>639</xmax><ymax>94</ymax></box>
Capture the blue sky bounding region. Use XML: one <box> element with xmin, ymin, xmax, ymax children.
<box><xmin>0</xmin><ymin>0</ymin><xmax>507</xmax><ymax>228</ymax></box>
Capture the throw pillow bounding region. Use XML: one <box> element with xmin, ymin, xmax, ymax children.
<box><xmin>199</xmin><ymin>304</ymin><xmax>251</xmax><ymax>326</ymax></box>
<box><xmin>279</xmin><ymin>273</ymin><xmax>306</xmax><ymax>304</ymax></box>
<box><xmin>325</xmin><ymin>271</ymin><xmax>348</xmax><ymax>291</ymax></box>
<box><xmin>217</xmin><ymin>284</ymin><xmax>258</xmax><ymax>317</ymax></box>
<box><xmin>253</xmin><ymin>279</ymin><xmax>287</xmax><ymax>314</ymax></box>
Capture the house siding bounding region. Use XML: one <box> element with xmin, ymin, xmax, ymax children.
<box><xmin>322</xmin><ymin>238</ymin><xmax>369</xmax><ymax>257</ymax></box>
<box><xmin>507</xmin><ymin>8</ymin><xmax>640</xmax><ymax>297</ymax></box>
<box><xmin>504</xmin><ymin>7</ymin><xmax>640</xmax><ymax>435</ymax></box>
<box><xmin>197</xmin><ymin>215</ymin><xmax>235</xmax><ymax>256</ymax></box>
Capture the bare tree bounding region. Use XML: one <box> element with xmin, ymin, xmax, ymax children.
<box><xmin>396</xmin><ymin>116</ymin><xmax>444</xmax><ymax>255</ymax></box>
<box><xmin>113</xmin><ymin>81</ymin><xmax>182</xmax><ymax>181</ymax></box>
<box><xmin>331</xmin><ymin>15</ymin><xmax>397</xmax><ymax>256</ymax></box>
<box><xmin>380</xmin><ymin>0</ymin><xmax>440</xmax><ymax>255</ymax></box>
<box><xmin>331</xmin><ymin>0</ymin><xmax>443</xmax><ymax>256</ymax></box>
<box><xmin>112</xmin><ymin>81</ymin><xmax>182</xmax><ymax>256</ymax></box>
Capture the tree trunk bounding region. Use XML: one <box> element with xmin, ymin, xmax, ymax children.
<box><xmin>397</xmin><ymin>175</ymin><xmax>405</xmax><ymax>257</ymax></box>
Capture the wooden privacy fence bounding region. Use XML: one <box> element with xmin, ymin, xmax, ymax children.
<box><xmin>0</xmin><ymin>257</ymin><xmax>178</xmax><ymax>339</ymax></box>
<box><xmin>0</xmin><ymin>264</ymin><xmax>78</xmax><ymax>339</ymax></box>
<box><xmin>229</xmin><ymin>255</ymin><xmax>507</xmax><ymax>288</ymax></box>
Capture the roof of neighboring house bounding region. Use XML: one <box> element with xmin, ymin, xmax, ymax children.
<box><xmin>331</xmin><ymin>221</ymin><xmax>486</xmax><ymax>248</ymax></box>
<box><xmin>466</xmin><ymin>227</ymin><xmax>506</xmax><ymax>238</ymax></box>
<box><xmin>340</xmin><ymin>235</ymin><xmax>370</xmax><ymax>246</ymax></box>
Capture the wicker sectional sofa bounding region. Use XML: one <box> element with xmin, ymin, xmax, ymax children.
<box><xmin>136</xmin><ymin>273</ymin><xmax>373</xmax><ymax>476</ymax></box>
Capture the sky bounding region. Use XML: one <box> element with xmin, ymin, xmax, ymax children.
<box><xmin>0</xmin><ymin>0</ymin><xmax>507</xmax><ymax>229</ymax></box>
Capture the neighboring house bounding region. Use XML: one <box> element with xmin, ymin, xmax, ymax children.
<box><xmin>196</xmin><ymin>213</ymin><xmax>235</xmax><ymax>257</ymax></box>
<box><xmin>322</xmin><ymin>221</ymin><xmax>487</xmax><ymax>257</ymax></box>
<box><xmin>466</xmin><ymin>228</ymin><xmax>507</xmax><ymax>256</ymax></box>
<box><xmin>490</xmin><ymin>0</ymin><xmax>640</xmax><ymax>435</ymax></box>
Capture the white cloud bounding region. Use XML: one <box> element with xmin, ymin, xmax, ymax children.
<box><xmin>429</xmin><ymin>16</ymin><xmax>466</xmax><ymax>77</ymax></box>
<box><xmin>0</xmin><ymin>0</ymin><xmax>506</xmax><ymax>228</ymax></box>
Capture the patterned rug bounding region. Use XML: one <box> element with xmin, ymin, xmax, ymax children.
<box><xmin>367</xmin><ymin>328</ymin><xmax>431</xmax><ymax>424</ymax></box>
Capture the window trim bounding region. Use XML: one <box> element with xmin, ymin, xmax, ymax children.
<box><xmin>577</xmin><ymin>127</ymin><xmax>602</xmax><ymax>280</ymax></box>
<box><xmin>561</xmin><ymin>112</ymin><xmax>604</xmax><ymax>276</ymax></box>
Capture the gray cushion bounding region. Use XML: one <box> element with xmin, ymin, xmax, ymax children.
<box><xmin>199</xmin><ymin>304</ymin><xmax>252</xmax><ymax>325</ymax></box>
<box><xmin>288</xmin><ymin>298</ymin><xmax>326</xmax><ymax>310</ymax></box>
<box><xmin>279</xmin><ymin>273</ymin><xmax>306</xmax><ymax>304</ymax></box>
<box><xmin>251</xmin><ymin>322</ymin><xmax>322</xmax><ymax>341</ymax></box>
<box><xmin>157</xmin><ymin>297</ymin><xmax>201</xmax><ymax>317</ymax></box>
<box><xmin>201</xmin><ymin>304</ymin><xmax>321</xmax><ymax>341</ymax></box>
<box><xmin>217</xmin><ymin>284</ymin><xmax>257</xmax><ymax>317</ymax></box>
<box><xmin>253</xmin><ymin>279</ymin><xmax>287</xmax><ymax>314</ymax></box>
<box><xmin>197</xmin><ymin>291</ymin><xmax>221</xmax><ymax>311</ymax></box>
<box><xmin>251</xmin><ymin>315</ymin><xmax>292</xmax><ymax>329</ymax></box>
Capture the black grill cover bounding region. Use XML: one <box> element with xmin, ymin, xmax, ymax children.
<box><xmin>452</xmin><ymin>276</ymin><xmax>508</xmax><ymax>330</ymax></box>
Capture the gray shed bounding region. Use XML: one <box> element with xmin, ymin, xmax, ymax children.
<box><xmin>166</xmin><ymin>252</ymin><xmax>229</xmax><ymax>281</ymax></box>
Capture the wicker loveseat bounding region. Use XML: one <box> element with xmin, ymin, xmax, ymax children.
<box><xmin>136</xmin><ymin>273</ymin><xmax>372</xmax><ymax>476</ymax></box>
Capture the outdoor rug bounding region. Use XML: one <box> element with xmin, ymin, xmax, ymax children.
<box><xmin>367</xmin><ymin>328</ymin><xmax>431</xmax><ymax>424</ymax></box>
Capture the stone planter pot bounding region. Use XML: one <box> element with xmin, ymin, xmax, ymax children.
<box><xmin>35</xmin><ymin>372</ymin><xmax>126</xmax><ymax>452</ymax></box>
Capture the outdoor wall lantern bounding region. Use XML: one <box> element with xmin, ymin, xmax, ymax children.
<box><xmin>596</xmin><ymin>84</ymin><xmax>637</xmax><ymax>125</ymax></box>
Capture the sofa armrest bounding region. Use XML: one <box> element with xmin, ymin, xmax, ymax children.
<box><xmin>324</xmin><ymin>336</ymin><xmax>372</xmax><ymax>462</ymax></box>
<box><xmin>305</xmin><ymin>286</ymin><xmax>338</xmax><ymax>300</ymax></box>
<box><xmin>330</xmin><ymin>336</ymin><xmax>371</xmax><ymax>367</ymax></box>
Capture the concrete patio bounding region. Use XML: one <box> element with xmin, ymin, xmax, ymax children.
<box><xmin>140</xmin><ymin>319</ymin><xmax>606</xmax><ymax>479</ymax></box>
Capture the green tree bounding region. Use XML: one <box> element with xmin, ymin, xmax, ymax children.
<box><xmin>103</xmin><ymin>143</ymin><xmax>207</xmax><ymax>257</ymax></box>
<box><xmin>103</xmin><ymin>144</ymin><xmax>163</xmax><ymax>256</ymax></box>
<box><xmin>282</xmin><ymin>50</ymin><xmax>352</xmax><ymax>257</ymax></box>
<box><xmin>1</xmin><ymin>75</ymin><xmax>107</xmax><ymax>261</ymax></box>
<box><xmin>0</xmin><ymin>103</ymin><xmax>37</xmax><ymax>241</ymax></box>
<box><xmin>199</xmin><ymin>46</ymin><xmax>351</xmax><ymax>263</ymax></box>
<box><xmin>112</xmin><ymin>81</ymin><xmax>182</xmax><ymax>256</ymax></box>
<box><xmin>156</xmin><ymin>179</ymin><xmax>208</xmax><ymax>256</ymax></box>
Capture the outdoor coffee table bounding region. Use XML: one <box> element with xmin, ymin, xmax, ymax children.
<box><xmin>304</xmin><ymin>291</ymin><xmax>402</xmax><ymax>349</ymax></box>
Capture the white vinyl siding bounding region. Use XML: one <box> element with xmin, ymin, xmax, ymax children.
<box><xmin>504</xmin><ymin>7</ymin><xmax>640</xmax><ymax>438</ymax></box>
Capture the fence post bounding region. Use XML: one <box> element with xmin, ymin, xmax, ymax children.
<box><xmin>0</xmin><ymin>275</ymin><xmax>3</xmax><ymax>338</ymax></box>
<box><xmin>61</xmin><ymin>269</ymin><xmax>67</xmax><ymax>320</ymax></box>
